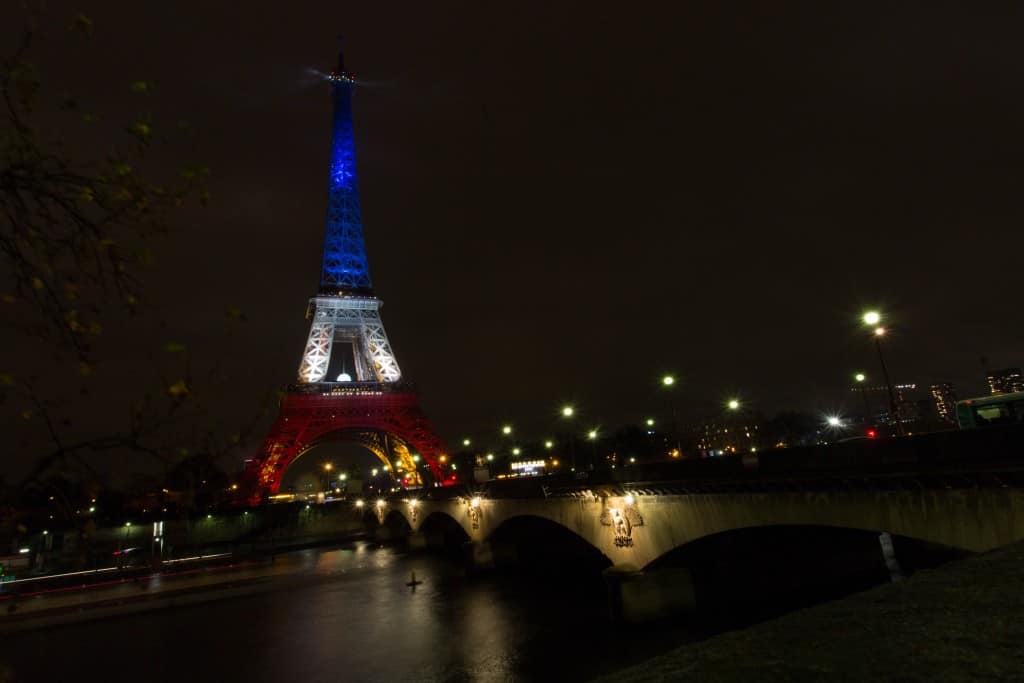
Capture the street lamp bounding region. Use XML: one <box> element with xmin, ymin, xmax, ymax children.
<box><xmin>560</xmin><ymin>404</ymin><xmax>577</xmax><ymax>469</ymax></box>
<box><xmin>501</xmin><ymin>425</ymin><xmax>512</xmax><ymax>436</ymax></box>
<box><xmin>660</xmin><ymin>375</ymin><xmax>682</xmax><ymax>457</ymax></box>
<box><xmin>462</xmin><ymin>438</ymin><xmax>472</xmax><ymax>447</ymax></box>
<box><xmin>322</xmin><ymin>463</ymin><xmax>334</xmax><ymax>493</ymax></box>
<box><xmin>727</xmin><ymin>399</ymin><xmax>740</xmax><ymax>411</ymax></box>
<box><xmin>587</xmin><ymin>428</ymin><xmax>599</xmax><ymax>466</ymax></box>
<box><xmin>862</xmin><ymin>311</ymin><xmax>902</xmax><ymax>435</ymax></box>
<box><xmin>854</xmin><ymin>372</ymin><xmax>871</xmax><ymax>422</ymax></box>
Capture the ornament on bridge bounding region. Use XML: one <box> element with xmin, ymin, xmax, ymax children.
<box><xmin>466</xmin><ymin>496</ymin><xmax>482</xmax><ymax>531</ymax></box>
<box><xmin>374</xmin><ymin>499</ymin><xmax>387</xmax><ymax>525</ymax></box>
<box><xmin>407</xmin><ymin>499</ymin><xmax>419</xmax><ymax>525</ymax></box>
<box><xmin>600</xmin><ymin>496</ymin><xmax>643</xmax><ymax>548</ymax></box>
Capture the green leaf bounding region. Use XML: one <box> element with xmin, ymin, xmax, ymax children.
<box><xmin>167</xmin><ymin>380</ymin><xmax>189</xmax><ymax>396</ymax></box>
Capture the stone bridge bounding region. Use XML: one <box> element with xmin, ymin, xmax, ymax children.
<box><xmin>376</xmin><ymin>425</ymin><xmax>1024</xmax><ymax>571</ymax></box>
<box><xmin>381</xmin><ymin>486</ymin><xmax>1024</xmax><ymax>571</ymax></box>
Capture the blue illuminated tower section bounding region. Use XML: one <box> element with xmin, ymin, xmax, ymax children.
<box><xmin>321</xmin><ymin>43</ymin><xmax>372</xmax><ymax>295</ymax></box>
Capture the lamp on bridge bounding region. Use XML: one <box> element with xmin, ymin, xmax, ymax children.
<box><xmin>861</xmin><ymin>310</ymin><xmax>902</xmax><ymax>436</ymax></box>
<box><xmin>322</xmin><ymin>462</ymin><xmax>334</xmax><ymax>494</ymax></box>
<box><xmin>561</xmin><ymin>405</ymin><xmax>577</xmax><ymax>470</ymax></box>
<box><xmin>587</xmin><ymin>428</ymin><xmax>599</xmax><ymax>468</ymax></box>
<box><xmin>854</xmin><ymin>372</ymin><xmax>872</xmax><ymax>423</ymax></box>
<box><xmin>660</xmin><ymin>374</ymin><xmax>682</xmax><ymax>458</ymax></box>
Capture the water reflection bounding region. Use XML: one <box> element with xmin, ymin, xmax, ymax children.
<box><xmin>5</xmin><ymin>542</ymin><xmax>695</xmax><ymax>683</ymax></box>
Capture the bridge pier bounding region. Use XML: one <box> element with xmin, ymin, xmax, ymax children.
<box><xmin>604</xmin><ymin>565</ymin><xmax>697</xmax><ymax>624</ymax></box>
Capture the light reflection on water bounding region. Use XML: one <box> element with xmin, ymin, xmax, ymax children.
<box><xmin>4</xmin><ymin>542</ymin><xmax>695</xmax><ymax>683</ymax></box>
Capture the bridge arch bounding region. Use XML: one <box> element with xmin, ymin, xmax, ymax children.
<box><xmin>484</xmin><ymin>514</ymin><xmax>613</xmax><ymax>571</ymax></box>
<box><xmin>241</xmin><ymin>391</ymin><xmax>452</xmax><ymax>502</ymax></box>
<box><xmin>418</xmin><ymin>511</ymin><xmax>471</xmax><ymax>546</ymax></box>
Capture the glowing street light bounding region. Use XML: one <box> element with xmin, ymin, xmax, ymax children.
<box><xmin>862</xmin><ymin>310</ymin><xmax>901</xmax><ymax>435</ymax></box>
<box><xmin>512</xmin><ymin>447</ymin><xmax>521</xmax><ymax>456</ymax></box>
<box><xmin>485</xmin><ymin>453</ymin><xmax>494</xmax><ymax>461</ymax></box>
<box><xmin>323</xmin><ymin>463</ymin><xmax>333</xmax><ymax>472</ymax></box>
<box><xmin>826</xmin><ymin>415</ymin><xmax>843</xmax><ymax>427</ymax></box>
<box><xmin>462</xmin><ymin>438</ymin><xmax>471</xmax><ymax>447</ymax></box>
<box><xmin>544</xmin><ymin>440</ymin><xmax>554</xmax><ymax>449</ymax></box>
<box><xmin>660</xmin><ymin>375</ymin><xmax>682</xmax><ymax>457</ymax></box>
<box><xmin>561</xmin><ymin>406</ymin><xmax>577</xmax><ymax>469</ymax></box>
<box><xmin>854</xmin><ymin>372</ymin><xmax>871</xmax><ymax>420</ymax></box>
<box><xmin>587</xmin><ymin>429</ymin><xmax>598</xmax><ymax>440</ymax></box>
<box><xmin>501</xmin><ymin>425</ymin><xmax>512</xmax><ymax>435</ymax></box>
<box><xmin>727</xmin><ymin>399</ymin><xmax>740</xmax><ymax>411</ymax></box>
<box><xmin>645</xmin><ymin>418</ymin><xmax>655</xmax><ymax>427</ymax></box>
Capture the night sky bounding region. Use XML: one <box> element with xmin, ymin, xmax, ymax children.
<box><xmin>5</xmin><ymin>2</ymin><xmax>1024</xmax><ymax>476</ymax></box>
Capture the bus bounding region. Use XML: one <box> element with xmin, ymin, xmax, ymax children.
<box><xmin>955</xmin><ymin>392</ymin><xmax>1024</xmax><ymax>429</ymax></box>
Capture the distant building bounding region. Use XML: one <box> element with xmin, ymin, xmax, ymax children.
<box><xmin>930</xmin><ymin>382</ymin><xmax>957</xmax><ymax>423</ymax></box>
<box><xmin>686</xmin><ymin>420</ymin><xmax>760</xmax><ymax>455</ymax></box>
<box><xmin>987</xmin><ymin>368</ymin><xmax>1024</xmax><ymax>395</ymax></box>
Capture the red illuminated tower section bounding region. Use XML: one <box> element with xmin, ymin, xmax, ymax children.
<box><xmin>241</xmin><ymin>41</ymin><xmax>451</xmax><ymax>503</ymax></box>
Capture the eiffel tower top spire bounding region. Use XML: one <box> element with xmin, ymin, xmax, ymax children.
<box><xmin>319</xmin><ymin>37</ymin><xmax>373</xmax><ymax>296</ymax></box>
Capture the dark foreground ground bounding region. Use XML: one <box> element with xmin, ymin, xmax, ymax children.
<box><xmin>596</xmin><ymin>541</ymin><xmax>1024</xmax><ymax>682</ymax></box>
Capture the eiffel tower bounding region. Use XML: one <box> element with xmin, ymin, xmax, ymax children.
<box><xmin>241</xmin><ymin>41</ymin><xmax>451</xmax><ymax>503</ymax></box>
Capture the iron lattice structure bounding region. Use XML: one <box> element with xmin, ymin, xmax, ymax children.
<box><xmin>245</xmin><ymin>387</ymin><xmax>450</xmax><ymax>502</ymax></box>
<box><xmin>241</xmin><ymin>42</ymin><xmax>449</xmax><ymax>502</ymax></box>
<box><xmin>320</xmin><ymin>46</ymin><xmax>372</xmax><ymax>295</ymax></box>
<box><xmin>297</xmin><ymin>295</ymin><xmax>401</xmax><ymax>383</ymax></box>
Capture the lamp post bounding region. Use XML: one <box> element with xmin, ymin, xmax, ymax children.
<box><xmin>322</xmin><ymin>462</ymin><xmax>333</xmax><ymax>494</ymax></box>
<box><xmin>561</xmin><ymin>405</ymin><xmax>576</xmax><ymax>470</ymax></box>
<box><xmin>854</xmin><ymin>372</ymin><xmax>871</xmax><ymax>424</ymax></box>
<box><xmin>725</xmin><ymin>399</ymin><xmax>741</xmax><ymax>454</ymax></box>
<box><xmin>661</xmin><ymin>375</ymin><xmax>682</xmax><ymax>457</ymax></box>
<box><xmin>862</xmin><ymin>312</ymin><xmax>902</xmax><ymax>436</ymax></box>
<box><xmin>587</xmin><ymin>428</ymin><xmax>599</xmax><ymax>468</ymax></box>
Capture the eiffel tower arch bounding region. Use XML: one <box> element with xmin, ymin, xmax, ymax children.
<box><xmin>241</xmin><ymin>41</ymin><xmax>451</xmax><ymax>503</ymax></box>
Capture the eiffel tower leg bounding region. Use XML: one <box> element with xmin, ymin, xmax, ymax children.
<box><xmin>241</xmin><ymin>390</ymin><xmax>451</xmax><ymax>504</ymax></box>
<box><xmin>298</xmin><ymin>320</ymin><xmax>334</xmax><ymax>382</ymax></box>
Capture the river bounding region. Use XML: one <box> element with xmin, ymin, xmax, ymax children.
<box><xmin>2</xmin><ymin>541</ymin><xmax>696</xmax><ymax>682</ymax></box>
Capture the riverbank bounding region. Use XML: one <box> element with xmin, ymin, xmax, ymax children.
<box><xmin>594</xmin><ymin>541</ymin><xmax>1024</xmax><ymax>682</ymax></box>
<box><xmin>0</xmin><ymin>535</ymin><xmax>368</xmax><ymax>634</ymax></box>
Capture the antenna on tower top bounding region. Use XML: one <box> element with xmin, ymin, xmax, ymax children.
<box><xmin>328</xmin><ymin>34</ymin><xmax>356</xmax><ymax>85</ymax></box>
